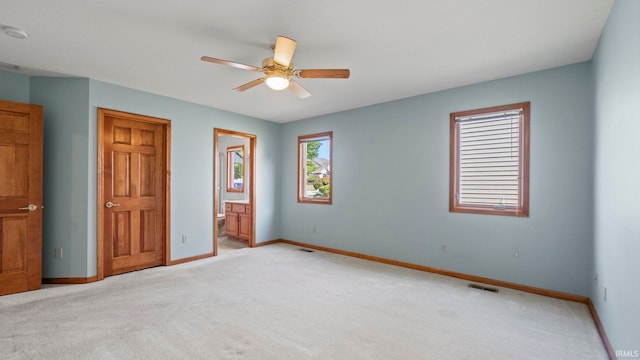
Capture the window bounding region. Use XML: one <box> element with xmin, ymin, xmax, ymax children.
<box><xmin>450</xmin><ymin>102</ymin><xmax>530</xmax><ymax>217</ymax></box>
<box><xmin>298</xmin><ymin>131</ymin><xmax>332</xmax><ymax>204</ymax></box>
<box><xmin>226</xmin><ymin>145</ymin><xmax>244</xmax><ymax>192</ymax></box>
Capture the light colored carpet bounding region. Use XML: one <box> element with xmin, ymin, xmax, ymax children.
<box><xmin>218</xmin><ymin>236</ymin><xmax>249</xmax><ymax>252</ymax></box>
<box><xmin>0</xmin><ymin>243</ymin><xmax>607</xmax><ymax>359</ymax></box>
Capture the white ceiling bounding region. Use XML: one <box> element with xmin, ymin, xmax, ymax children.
<box><xmin>1</xmin><ymin>0</ymin><xmax>613</xmax><ymax>123</ymax></box>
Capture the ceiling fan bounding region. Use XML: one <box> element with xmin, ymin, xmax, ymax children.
<box><xmin>201</xmin><ymin>36</ymin><xmax>350</xmax><ymax>99</ymax></box>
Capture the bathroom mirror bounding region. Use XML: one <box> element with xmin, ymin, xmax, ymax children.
<box><xmin>226</xmin><ymin>145</ymin><xmax>244</xmax><ymax>192</ymax></box>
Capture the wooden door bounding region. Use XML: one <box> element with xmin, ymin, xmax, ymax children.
<box><xmin>98</xmin><ymin>109</ymin><xmax>169</xmax><ymax>277</ymax></box>
<box><xmin>0</xmin><ymin>100</ymin><xmax>43</xmax><ymax>296</ymax></box>
<box><xmin>238</xmin><ymin>211</ymin><xmax>251</xmax><ymax>241</ymax></box>
<box><xmin>225</xmin><ymin>211</ymin><xmax>239</xmax><ymax>237</ymax></box>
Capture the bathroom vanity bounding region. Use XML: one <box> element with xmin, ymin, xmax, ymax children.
<box><xmin>224</xmin><ymin>200</ymin><xmax>251</xmax><ymax>241</ymax></box>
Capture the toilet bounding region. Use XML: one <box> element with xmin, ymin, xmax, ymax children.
<box><xmin>217</xmin><ymin>213</ymin><xmax>225</xmax><ymax>233</ymax></box>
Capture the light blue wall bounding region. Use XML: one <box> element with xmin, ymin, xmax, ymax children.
<box><xmin>592</xmin><ymin>0</ymin><xmax>640</xmax><ymax>352</ymax></box>
<box><xmin>1</xmin><ymin>73</ymin><xmax>281</xmax><ymax>278</ymax></box>
<box><xmin>0</xmin><ymin>70</ymin><xmax>30</xmax><ymax>103</ymax></box>
<box><xmin>280</xmin><ymin>62</ymin><xmax>595</xmax><ymax>296</ymax></box>
<box><xmin>30</xmin><ymin>77</ymin><xmax>92</xmax><ymax>278</ymax></box>
<box><xmin>89</xmin><ymin>80</ymin><xmax>282</xmax><ymax>265</ymax></box>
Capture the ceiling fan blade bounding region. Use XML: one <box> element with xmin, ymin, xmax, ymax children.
<box><xmin>273</xmin><ymin>36</ymin><xmax>297</xmax><ymax>67</ymax></box>
<box><xmin>289</xmin><ymin>80</ymin><xmax>311</xmax><ymax>99</ymax></box>
<box><xmin>201</xmin><ymin>56</ymin><xmax>260</xmax><ymax>72</ymax></box>
<box><xmin>297</xmin><ymin>69</ymin><xmax>350</xmax><ymax>79</ymax></box>
<box><xmin>233</xmin><ymin>78</ymin><xmax>265</xmax><ymax>92</ymax></box>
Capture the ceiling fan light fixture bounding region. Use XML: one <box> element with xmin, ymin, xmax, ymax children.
<box><xmin>265</xmin><ymin>76</ymin><xmax>289</xmax><ymax>91</ymax></box>
<box><xmin>201</xmin><ymin>36</ymin><xmax>349</xmax><ymax>98</ymax></box>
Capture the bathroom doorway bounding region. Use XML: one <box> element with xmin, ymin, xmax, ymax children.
<box><xmin>214</xmin><ymin>128</ymin><xmax>256</xmax><ymax>255</ymax></box>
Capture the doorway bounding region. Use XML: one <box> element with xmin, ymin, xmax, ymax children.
<box><xmin>97</xmin><ymin>108</ymin><xmax>171</xmax><ymax>279</ymax></box>
<box><xmin>214</xmin><ymin>129</ymin><xmax>256</xmax><ymax>255</ymax></box>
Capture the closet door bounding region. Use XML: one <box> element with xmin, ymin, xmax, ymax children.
<box><xmin>99</xmin><ymin>109</ymin><xmax>169</xmax><ymax>277</ymax></box>
<box><xmin>0</xmin><ymin>100</ymin><xmax>43</xmax><ymax>296</ymax></box>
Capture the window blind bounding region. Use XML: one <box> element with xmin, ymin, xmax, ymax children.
<box><xmin>456</xmin><ymin>109</ymin><xmax>523</xmax><ymax>209</ymax></box>
<box><xmin>299</xmin><ymin>134</ymin><xmax>331</xmax><ymax>143</ymax></box>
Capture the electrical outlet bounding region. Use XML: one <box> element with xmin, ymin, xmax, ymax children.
<box><xmin>312</xmin><ymin>226</ymin><xmax>317</xmax><ymax>234</ymax></box>
<box><xmin>181</xmin><ymin>235</ymin><xmax>188</xmax><ymax>244</ymax></box>
<box><xmin>440</xmin><ymin>244</ymin><xmax>447</xmax><ymax>253</ymax></box>
<box><xmin>54</xmin><ymin>248</ymin><xmax>63</xmax><ymax>259</ymax></box>
<box><xmin>603</xmin><ymin>286</ymin><xmax>607</xmax><ymax>302</ymax></box>
<box><xmin>595</xmin><ymin>273</ymin><xmax>598</xmax><ymax>283</ymax></box>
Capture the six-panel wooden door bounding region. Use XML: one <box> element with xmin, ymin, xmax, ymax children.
<box><xmin>99</xmin><ymin>109</ymin><xmax>168</xmax><ymax>276</ymax></box>
<box><xmin>0</xmin><ymin>100</ymin><xmax>43</xmax><ymax>296</ymax></box>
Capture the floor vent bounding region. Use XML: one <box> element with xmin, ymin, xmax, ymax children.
<box><xmin>468</xmin><ymin>283</ymin><xmax>499</xmax><ymax>293</ymax></box>
<box><xmin>299</xmin><ymin>248</ymin><xmax>314</xmax><ymax>253</ymax></box>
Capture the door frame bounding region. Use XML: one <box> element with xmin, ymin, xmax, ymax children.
<box><xmin>96</xmin><ymin>108</ymin><xmax>171</xmax><ymax>281</ymax></box>
<box><xmin>214</xmin><ymin>128</ymin><xmax>256</xmax><ymax>254</ymax></box>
